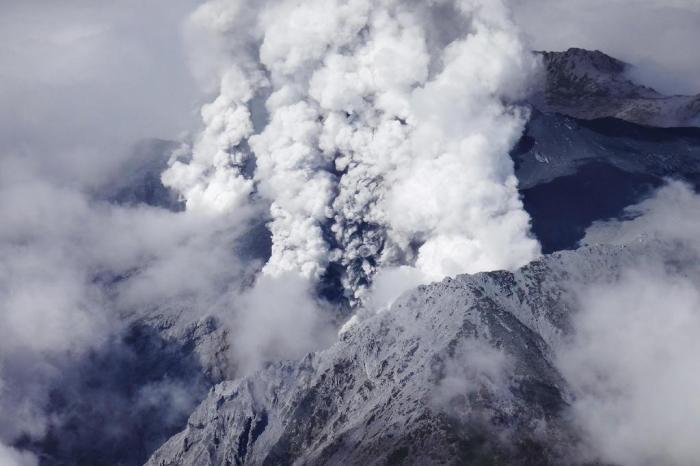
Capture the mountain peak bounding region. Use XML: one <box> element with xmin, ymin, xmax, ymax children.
<box><xmin>545</xmin><ymin>47</ymin><xmax>629</xmax><ymax>75</ymax></box>
<box><xmin>531</xmin><ymin>48</ymin><xmax>699</xmax><ymax>127</ymax></box>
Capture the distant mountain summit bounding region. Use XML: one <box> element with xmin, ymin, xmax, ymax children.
<box><xmin>531</xmin><ymin>48</ymin><xmax>700</xmax><ymax>127</ymax></box>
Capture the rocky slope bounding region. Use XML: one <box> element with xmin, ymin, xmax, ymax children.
<box><xmin>134</xmin><ymin>49</ymin><xmax>700</xmax><ymax>465</ymax></box>
<box><xmin>512</xmin><ymin>111</ymin><xmax>700</xmax><ymax>252</ymax></box>
<box><xmin>530</xmin><ymin>48</ymin><xmax>700</xmax><ymax>127</ymax></box>
<box><xmin>146</xmin><ymin>240</ymin><xmax>693</xmax><ymax>466</ymax></box>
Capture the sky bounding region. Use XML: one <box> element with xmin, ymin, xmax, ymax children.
<box><xmin>0</xmin><ymin>0</ymin><xmax>201</xmax><ymax>187</ymax></box>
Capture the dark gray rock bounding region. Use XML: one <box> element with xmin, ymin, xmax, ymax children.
<box><xmin>512</xmin><ymin>111</ymin><xmax>700</xmax><ymax>253</ymax></box>
<box><xmin>530</xmin><ymin>48</ymin><xmax>700</xmax><ymax>127</ymax></box>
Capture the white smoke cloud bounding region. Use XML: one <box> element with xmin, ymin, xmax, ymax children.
<box><xmin>582</xmin><ymin>180</ymin><xmax>700</xmax><ymax>251</ymax></box>
<box><xmin>2</xmin><ymin>0</ymin><xmax>698</xmax><ymax>462</ymax></box>
<box><xmin>0</xmin><ymin>0</ymin><xmax>545</xmax><ymax>458</ymax></box>
<box><xmin>170</xmin><ymin>0</ymin><xmax>542</xmax><ymax>309</ymax></box>
<box><xmin>161</xmin><ymin>69</ymin><xmax>261</xmax><ymax>215</ymax></box>
<box><xmin>560</xmin><ymin>269</ymin><xmax>700</xmax><ymax>466</ymax></box>
<box><xmin>0</xmin><ymin>0</ymin><xmax>263</xmax><ymax>415</ymax></box>
<box><xmin>227</xmin><ymin>273</ymin><xmax>337</xmax><ymax>374</ymax></box>
<box><xmin>0</xmin><ymin>152</ymin><xmax>258</xmax><ymax>452</ymax></box>
<box><xmin>365</xmin><ymin>266</ymin><xmax>426</xmax><ymax>311</ymax></box>
<box><xmin>0</xmin><ymin>443</ymin><xmax>37</xmax><ymax>466</ymax></box>
<box><xmin>557</xmin><ymin>181</ymin><xmax>700</xmax><ymax>465</ymax></box>
<box><xmin>0</xmin><ymin>0</ymin><xmax>200</xmax><ymax>188</ymax></box>
<box><xmin>433</xmin><ymin>339</ymin><xmax>514</xmax><ymax>414</ymax></box>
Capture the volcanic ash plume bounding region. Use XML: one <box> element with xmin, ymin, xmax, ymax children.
<box><xmin>165</xmin><ymin>0</ymin><xmax>541</xmax><ymax>305</ymax></box>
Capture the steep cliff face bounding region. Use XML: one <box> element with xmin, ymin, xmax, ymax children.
<box><xmin>146</xmin><ymin>241</ymin><xmax>686</xmax><ymax>466</ymax></box>
<box><xmin>531</xmin><ymin>48</ymin><xmax>700</xmax><ymax>127</ymax></box>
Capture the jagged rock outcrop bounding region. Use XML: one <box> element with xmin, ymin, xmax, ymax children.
<box><xmin>531</xmin><ymin>48</ymin><xmax>700</xmax><ymax>127</ymax></box>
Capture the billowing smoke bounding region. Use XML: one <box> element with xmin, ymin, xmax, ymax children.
<box><xmin>0</xmin><ymin>152</ymin><xmax>259</xmax><ymax>463</ymax></box>
<box><xmin>3</xmin><ymin>0</ymin><xmax>699</xmax><ymax>464</ymax></box>
<box><xmin>0</xmin><ymin>0</ymin><xmax>543</xmax><ymax>461</ymax></box>
<box><xmin>0</xmin><ymin>1</ymin><xmax>258</xmax><ymax>461</ymax></box>
<box><xmin>432</xmin><ymin>339</ymin><xmax>514</xmax><ymax>413</ymax></box>
<box><xmin>560</xmin><ymin>269</ymin><xmax>700</xmax><ymax>466</ymax></box>
<box><xmin>582</xmin><ymin>180</ymin><xmax>700</xmax><ymax>252</ymax></box>
<box><xmin>557</xmin><ymin>181</ymin><xmax>700</xmax><ymax>466</ymax></box>
<box><xmin>227</xmin><ymin>273</ymin><xmax>337</xmax><ymax>374</ymax></box>
<box><xmin>167</xmin><ymin>0</ymin><xmax>541</xmax><ymax>308</ymax></box>
<box><xmin>0</xmin><ymin>443</ymin><xmax>36</xmax><ymax>466</ymax></box>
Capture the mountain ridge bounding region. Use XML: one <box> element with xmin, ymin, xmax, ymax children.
<box><xmin>146</xmin><ymin>239</ymin><xmax>693</xmax><ymax>465</ymax></box>
<box><xmin>530</xmin><ymin>47</ymin><xmax>700</xmax><ymax>127</ymax></box>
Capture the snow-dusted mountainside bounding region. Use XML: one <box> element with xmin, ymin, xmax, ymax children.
<box><xmin>146</xmin><ymin>240</ymin><xmax>691</xmax><ymax>466</ymax></box>
<box><xmin>531</xmin><ymin>48</ymin><xmax>700</xmax><ymax>127</ymax></box>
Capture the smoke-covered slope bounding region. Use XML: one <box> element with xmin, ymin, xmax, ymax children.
<box><xmin>146</xmin><ymin>240</ymin><xmax>687</xmax><ymax>466</ymax></box>
<box><xmin>531</xmin><ymin>48</ymin><xmax>700</xmax><ymax>127</ymax></box>
<box><xmin>513</xmin><ymin>111</ymin><xmax>700</xmax><ymax>252</ymax></box>
<box><xmin>103</xmin><ymin>139</ymin><xmax>185</xmax><ymax>211</ymax></box>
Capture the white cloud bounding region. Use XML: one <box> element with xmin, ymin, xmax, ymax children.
<box><xmin>582</xmin><ymin>180</ymin><xmax>700</xmax><ymax>250</ymax></box>
<box><xmin>0</xmin><ymin>1</ymin><xmax>542</xmax><ymax>438</ymax></box>
<box><xmin>9</xmin><ymin>0</ymin><xmax>700</xmax><ymax>460</ymax></box>
<box><xmin>433</xmin><ymin>338</ymin><xmax>514</xmax><ymax>415</ymax></box>
<box><xmin>0</xmin><ymin>0</ymin><xmax>200</xmax><ymax>187</ymax></box>
<box><xmin>365</xmin><ymin>266</ymin><xmax>426</xmax><ymax>310</ymax></box>
<box><xmin>0</xmin><ymin>153</ymin><xmax>258</xmax><ymax>448</ymax></box>
<box><xmin>228</xmin><ymin>273</ymin><xmax>336</xmax><ymax>374</ymax></box>
<box><xmin>558</xmin><ymin>181</ymin><xmax>700</xmax><ymax>465</ymax></box>
<box><xmin>172</xmin><ymin>0</ymin><xmax>542</xmax><ymax>307</ymax></box>
<box><xmin>559</xmin><ymin>269</ymin><xmax>700</xmax><ymax>466</ymax></box>
<box><xmin>0</xmin><ymin>443</ymin><xmax>37</xmax><ymax>466</ymax></box>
